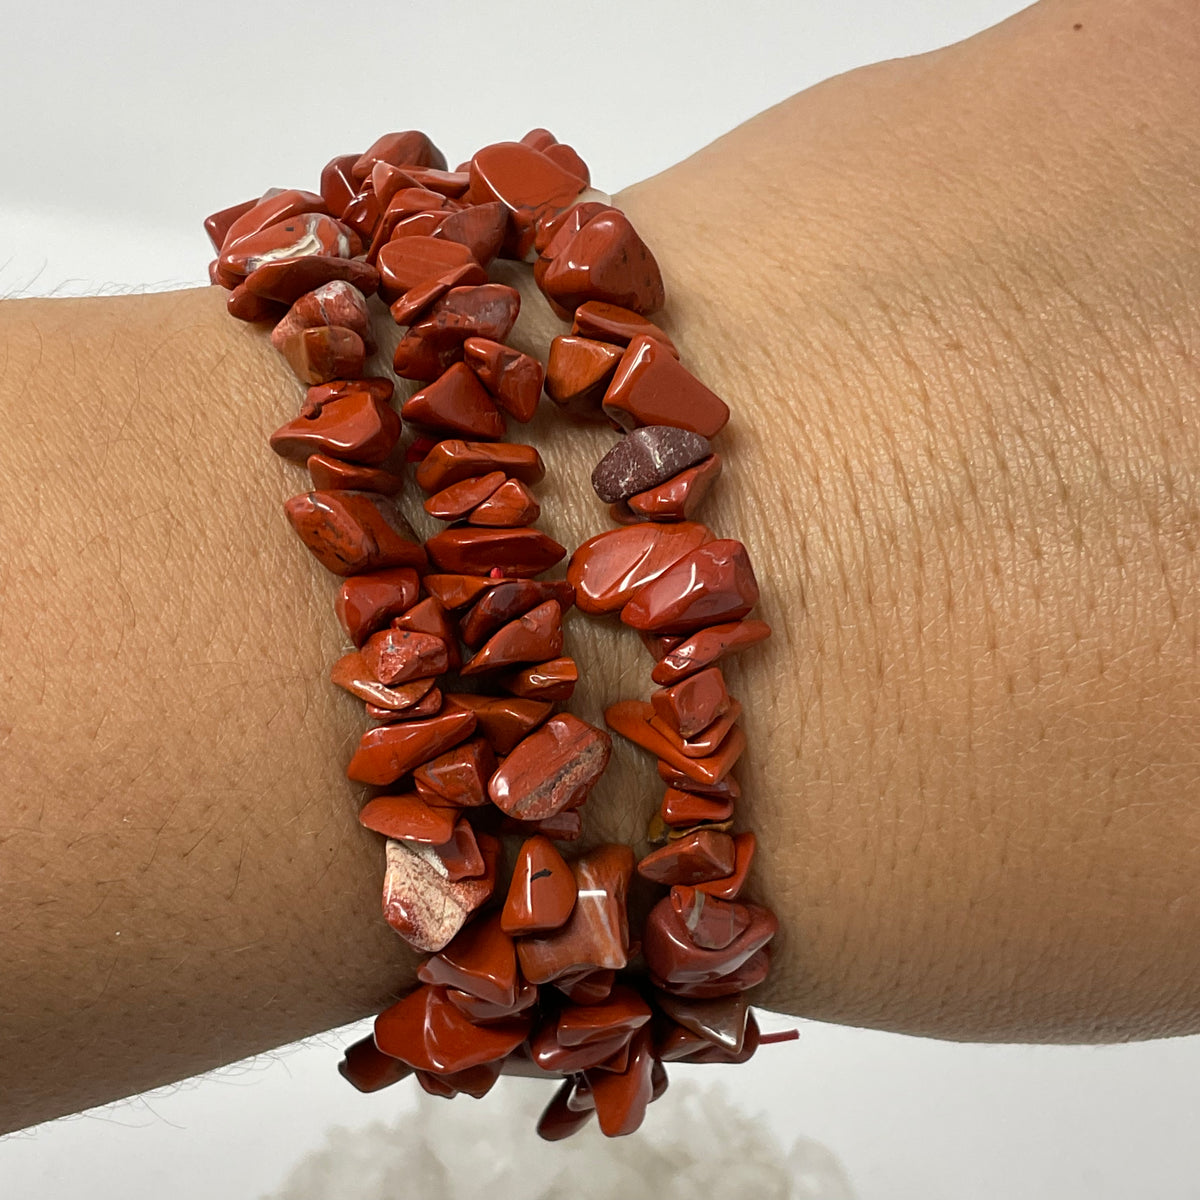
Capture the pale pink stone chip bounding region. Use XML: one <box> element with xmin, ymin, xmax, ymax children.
<box><xmin>381</xmin><ymin>838</ymin><xmax>493</xmax><ymax>952</ymax></box>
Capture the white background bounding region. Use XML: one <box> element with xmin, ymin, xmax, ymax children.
<box><xmin>2</xmin><ymin>1</ymin><xmax>1199</xmax><ymax>1196</ymax></box>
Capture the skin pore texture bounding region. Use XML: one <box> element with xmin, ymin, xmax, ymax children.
<box><xmin>2</xmin><ymin>0</ymin><xmax>1199</xmax><ymax>1136</ymax></box>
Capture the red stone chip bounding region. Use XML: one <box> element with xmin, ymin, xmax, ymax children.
<box><xmin>360</xmin><ymin>628</ymin><xmax>448</xmax><ymax>685</ymax></box>
<box><xmin>444</xmin><ymin>693</ymin><xmax>553</xmax><ymax>755</ymax></box>
<box><xmin>435</xmin><ymin>201</ymin><xmax>510</xmax><ymax>267</ymax></box>
<box><xmin>358</xmin><ymin>793</ymin><xmax>457</xmax><ymax>844</ymax></box>
<box><xmin>642</xmin><ymin>893</ymin><xmax>777</xmax><ymax>992</ymax></box>
<box><xmin>390</xmin><ymin>596</ymin><xmax>461</xmax><ymax>671</ymax></box>
<box><xmin>423</xmin><ymin>471</ymin><xmax>507</xmax><ymax>521</ymax></box>
<box><xmin>459</xmin><ymin>579</ymin><xmax>574</xmax><ymax>647</ymax></box>
<box><xmin>373</xmin><ymin>984</ymin><xmax>529</xmax><ymax>1074</ymax></box>
<box><xmin>330</xmin><ymin>652</ymin><xmax>436</xmax><ymax>711</ymax></box>
<box><xmin>620</xmin><ymin>540</ymin><xmax>759</xmax><ymax>634</ymax></box>
<box><xmin>465</xmin><ymin>140</ymin><xmax>587</xmax><ymax>258</ymax></box>
<box><xmin>469</xmin><ymin>478</ymin><xmax>540</xmax><ymax>526</ymax></box>
<box><xmin>284</xmin><ymin>491</ymin><xmax>426</xmax><ymax>577</ymax></box>
<box><xmin>277</xmin><ymin>325</ymin><xmax>366</xmax><ymax>386</ymax></box>
<box><xmin>602</xmin><ymin>334</ymin><xmax>729</xmax><ymax>436</ymax></box>
<box><xmin>401</xmin><ymin>361</ymin><xmax>505</xmax><ymax>440</ymax></box>
<box><xmin>566</xmin><ymin>521</ymin><xmax>710</xmax><ymax>615</ymax></box>
<box><xmin>243</xmin><ymin>255</ymin><xmax>380</xmax><ymax>305</ymax></box>
<box><xmin>221</xmin><ymin>188</ymin><xmax>329</xmax><ymax>252</ymax></box>
<box><xmin>413</xmin><ymin>737</ymin><xmax>497</xmax><ymax>808</ymax></box>
<box><xmin>604</xmin><ymin>699</ymin><xmax>746</xmax><ymax>786</ymax></box>
<box><xmin>488</xmin><ymin>713</ymin><xmax>611</xmax><ymax>820</ymax></box>
<box><xmin>694</xmin><ymin>831</ymin><xmax>757</xmax><ymax>901</ymax></box>
<box><xmin>334</xmin><ymin>567</ymin><xmax>420</xmax><ymax>647</ymax></box>
<box><xmin>462</xmin><ymin>599</ymin><xmax>563</xmax><ymax>675</ymax></box>
<box><xmin>650</xmin><ymin>666</ymin><xmax>731</xmax><ymax>739</ymax></box>
<box><xmin>536</xmin><ymin>1078</ymin><xmax>595</xmax><ymax>1141</ymax></box>
<box><xmin>585</xmin><ymin>1027</ymin><xmax>656</xmax><ymax>1137</ymax></box>
<box><xmin>422</xmin><ymin>573</ymin><xmax>494</xmax><ymax>610</ymax></box>
<box><xmin>337</xmin><ymin>1034</ymin><xmax>413</xmax><ymax>1094</ymax></box>
<box><xmin>570</xmin><ymin>300</ymin><xmax>679</xmax><ymax>356</ymax></box>
<box><xmin>307</xmin><ymin>453</ymin><xmax>404</xmax><ymax>495</ymax></box>
<box><xmin>650</xmin><ymin>618</ymin><xmax>772</xmax><ymax>685</ymax></box>
<box><xmin>500</xmin><ymin>656</ymin><xmax>578</xmax><ymax>702</ymax></box>
<box><xmin>637</xmin><ymin>829</ymin><xmax>737</xmax><ymax>886</ymax></box>
<box><xmin>352</xmin><ymin>130</ymin><xmax>446</xmax><ymax>183</ymax></box>
<box><xmin>670</xmin><ymin>885</ymin><xmax>753</xmax><ymax>951</ymax></box>
<box><xmin>377</xmin><ymin>235</ymin><xmax>479</xmax><ymax>300</ymax></box>
<box><xmin>416</xmin><ymin>912</ymin><xmax>518</xmax><ymax>1007</ymax></box>
<box><xmin>501</xmin><ymin>834</ymin><xmax>577</xmax><ymax>935</ymax></box>
<box><xmin>627</xmin><ymin>453</ymin><xmax>723</xmax><ymax>522</ymax></box>
<box><xmin>544</xmin><ymin>335</ymin><xmax>623</xmax><ymax>421</ymax></box>
<box><xmin>660</xmin><ymin>786</ymin><xmax>735</xmax><ymax>828</ymax></box>
<box><xmin>415</xmin><ymin>439</ymin><xmax>545</xmax><ymax>492</ymax></box>
<box><xmin>425</xmin><ymin>527</ymin><xmax>565</xmax><ymax>578</ymax></box>
<box><xmin>463</xmin><ymin>336</ymin><xmax>544</xmax><ymax>422</ymax></box>
<box><xmin>540</xmin><ymin>210</ymin><xmax>665</xmax><ymax>316</ymax></box>
<box><xmin>346</xmin><ymin>701</ymin><xmax>477</xmax><ymax>785</ymax></box>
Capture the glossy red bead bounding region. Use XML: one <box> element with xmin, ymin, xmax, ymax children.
<box><xmin>604</xmin><ymin>699</ymin><xmax>746</xmax><ymax>786</ymax></box>
<box><xmin>462</xmin><ymin>599</ymin><xmax>563</xmax><ymax>675</ymax></box>
<box><xmin>650</xmin><ymin>618</ymin><xmax>772</xmax><ymax>685</ymax></box>
<box><xmin>307</xmin><ymin>453</ymin><xmax>404</xmax><ymax>495</ymax></box>
<box><xmin>416</xmin><ymin>912</ymin><xmax>518</xmax><ymax>1007</ymax></box>
<box><xmin>637</xmin><ymin>829</ymin><xmax>737</xmax><ymax>885</ymax></box>
<box><xmin>284</xmin><ymin>490</ymin><xmax>426</xmax><ymax>577</ymax></box>
<box><xmin>412</xmin><ymin>737</ymin><xmax>497</xmax><ymax>808</ymax></box>
<box><xmin>540</xmin><ymin>210</ymin><xmax>665</xmax><ymax>316</ymax></box>
<box><xmin>334</xmin><ymin>567</ymin><xmax>420</xmax><ymax>647</ymax></box>
<box><xmin>358</xmin><ymin>793</ymin><xmax>457</xmax><ymax>843</ymax></box>
<box><xmin>649</xmin><ymin>666</ymin><xmax>731</xmax><ymax>739</ymax></box>
<box><xmin>468</xmin><ymin>477</ymin><xmax>540</xmax><ymax>526</ymax></box>
<box><xmin>346</xmin><ymin>700</ymin><xmax>477</xmax><ymax>785</ymax></box>
<box><xmin>425</xmin><ymin>527</ymin><xmax>565</xmax><ymax>577</ymax></box>
<box><xmin>545</xmin><ymin>335</ymin><xmax>623</xmax><ymax>421</ymax></box>
<box><xmin>330</xmin><ymin>652</ymin><xmax>436</xmax><ymax>710</ymax></box>
<box><xmin>373</xmin><ymin>983</ymin><xmax>529</xmax><ymax>1074</ymax></box>
<box><xmin>620</xmin><ymin>540</ymin><xmax>759</xmax><ymax>634</ymax></box>
<box><xmin>501</xmin><ymin>834</ymin><xmax>577</xmax><ymax>934</ymax></box>
<box><xmin>571</xmin><ymin>300</ymin><xmax>679</xmax><ymax>356</ymax></box>
<box><xmin>626</xmin><ymin>453</ymin><xmax>723</xmax><ymax>522</ymax></box>
<box><xmin>488</xmin><ymin>713</ymin><xmax>611</xmax><ymax>821</ymax></box>
<box><xmin>401</xmin><ymin>361</ymin><xmax>505</xmax><ymax>440</ymax></box>
<box><xmin>338</xmin><ymin>1034</ymin><xmax>413</xmax><ymax>1093</ymax></box>
<box><xmin>463</xmin><ymin>336</ymin><xmax>544</xmax><ymax>422</ymax></box>
<box><xmin>360</xmin><ymin>628</ymin><xmax>448</xmax><ymax>685</ymax></box>
<box><xmin>602</xmin><ymin>334</ymin><xmax>729</xmax><ymax>437</ymax></box>
<box><xmin>415</xmin><ymin>439</ymin><xmax>545</xmax><ymax>492</ymax></box>
<box><xmin>566</xmin><ymin>521</ymin><xmax>710</xmax><ymax>615</ymax></box>
<box><xmin>423</xmin><ymin>471</ymin><xmax>506</xmax><ymax>520</ymax></box>
<box><xmin>443</xmin><ymin>693</ymin><xmax>553</xmax><ymax>755</ymax></box>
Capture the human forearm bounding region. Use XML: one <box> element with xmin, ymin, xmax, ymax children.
<box><xmin>2</xmin><ymin>0</ymin><xmax>1200</xmax><ymax>1137</ymax></box>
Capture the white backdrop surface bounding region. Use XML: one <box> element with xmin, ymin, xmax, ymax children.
<box><xmin>2</xmin><ymin>1</ymin><xmax>1199</xmax><ymax>1197</ymax></box>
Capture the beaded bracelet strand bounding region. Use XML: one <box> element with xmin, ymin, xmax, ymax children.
<box><xmin>203</xmin><ymin>127</ymin><xmax>794</xmax><ymax>1141</ymax></box>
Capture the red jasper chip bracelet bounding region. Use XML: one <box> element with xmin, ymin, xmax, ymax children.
<box><xmin>203</xmin><ymin>126</ymin><xmax>795</xmax><ymax>1140</ymax></box>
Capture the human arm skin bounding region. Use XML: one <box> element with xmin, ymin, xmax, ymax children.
<box><xmin>2</xmin><ymin>0</ymin><xmax>1199</xmax><ymax>1136</ymax></box>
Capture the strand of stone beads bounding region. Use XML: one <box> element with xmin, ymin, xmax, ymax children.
<box><xmin>495</xmin><ymin>135</ymin><xmax>798</xmax><ymax>1131</ymax></box>
<box><xmin>202</xmin><ymin>128</ymin><xmax>670</xmax><ymax>1141</ymax></box>
<box><xmin>201</xmin><ymin>133</ymin><xmax>628</xmax><ymax>1123</ymax></box>
<box><xmin>349</xmin><ymin>132</ymin><xmax>669</xmax><ymax>1139</ymax></box>
<box><xmin>539</xmin><ymin>208</ymin><xmax>791</xmax><ymax>1089</ymax></box>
